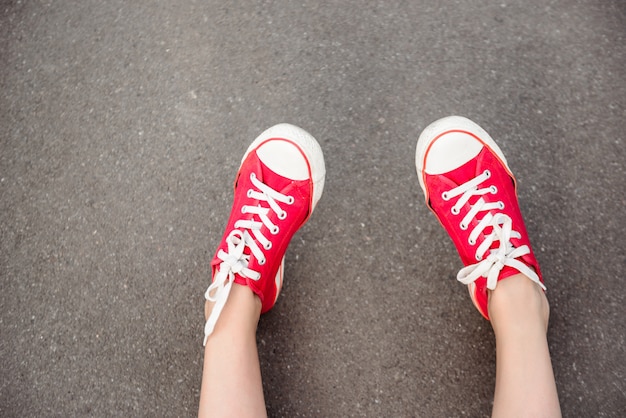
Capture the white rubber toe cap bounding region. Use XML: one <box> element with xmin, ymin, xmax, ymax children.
<box><xmin>256</xmin><ymin>140</ymin><xmax>310</xmax><ymax>181</ymax></box>
<box><xmin>416</xmin><ymin>116</ymin><xmax>509</xmax><ymax>194</ymax></box>
<box><xmin>243</xmin><ymin>123</ymin><xmax>326</xmax><ymax>210</ymax></box>
<box><xmin>422</xmin><ymin>131</ymin><xmax>483</xmax><ymax>175</ymax></box>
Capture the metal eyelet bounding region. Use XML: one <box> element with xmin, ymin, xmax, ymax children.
<box><xmin>442</xmin><ymin>192</ymin><xmax>450</xmax><ymax>201</ymax></box>
<box><xmin>498</xmin><ymin>201</ymin><xmax>505</xmax><ymax>209</ymax></box>
<box><xmin>241</xmin><ymin>206</ymin><xmax>247</xmax><ymax>213</ymax></box>
<box><xmin>460</xmin><ymin>223</ymin><xmax>468</xmax><ymax>231</ymax></box>
<box><xmin>484</xmin><ymin>170</ymin><xmax>491</xmax><ymax>178</ymax></box>
<box><xmin>259</xmin><ymin>258</ymin><xmax>266</xmax><ymax>265</ymax></box>
<box><xmin>278</xmin><ymin>211</ymin><xmax>287</xmax><ymax>220</ymax></box>
<box><xmin>247</xmin><ymin>189</ymin><xmax>253</xmax><ymax>198</ymax></box>
<box><xmin>490</xmin><ymin>186</ymin><xmax>498</xmax><ymax>194</ymax></box>
<box><xmin>475</xmin><ymin>253</ymin><xmax>482</xmax><ymax>261</ymax></box>
<box><xmin>287</xmin><ymin>196</ymin><xmax>295</xmax><ymax>205</ymax></box>
<box><xmin>271</xmin><ymin>226</ymin><xmax>279</xmax><ymax>235</ymax></box>
<box><xmin>250</xmin><ymin>173</ymin><xmax>256</xmax><ymax>180</ymax></box>
<box><xmin>468</xmin><ymin>237</ymin><xmax>476</xmax><ymax>245</ymax></box>
<box><xmin>264</xmin><ymin>242</ymin><xmax>272</xmax><ymax>250</ymax></box>
<box><xmin>451</xmin><ymin>206</ymin><xmax>460</xmax><ymax>215</ymax></box>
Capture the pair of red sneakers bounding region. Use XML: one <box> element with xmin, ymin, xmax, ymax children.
<box><xmin>203</xmin><ymin>117</ymin><xmax>545</xmax><ymax>344</ymax></box>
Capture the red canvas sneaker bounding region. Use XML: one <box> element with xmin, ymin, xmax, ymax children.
<box><xmin>415</xmin><ymin>116</ymin><xmax>545</xmax><ymax>320</ymax></box>
<box><xmin>203</xmin><ymin>123</ymin><xmax>325</xmax><ymax>344</ymax></box>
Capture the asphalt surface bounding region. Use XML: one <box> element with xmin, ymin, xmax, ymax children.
<box><xmin>1</xmin><ymin>1</ymin><xmax>625</xmax><ymax>417</ymax></box>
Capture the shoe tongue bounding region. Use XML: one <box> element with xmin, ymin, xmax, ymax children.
<box><xmin>445</xmin><ymin>147</ymin><xmax>505</xmax><ymax>251</ymax></box>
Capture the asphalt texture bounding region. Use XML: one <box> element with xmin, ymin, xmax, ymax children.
<box><xmin>1</xmin><ymin>1</ymin><xmax>625</xmax><ymax>417</ymax></box>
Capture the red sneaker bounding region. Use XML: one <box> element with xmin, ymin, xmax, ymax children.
<box><xmin>415</xmin><ymin>116</ymin><xmax>545</xmax><ymax>320</ymax></box>
<box><xmin>203</xmin><ymin>124</ymin><xmax>325</xmax><ymax>344</ymax></box>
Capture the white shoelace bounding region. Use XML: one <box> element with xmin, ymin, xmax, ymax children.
<box><xmin>203</xmin><ymin>172</ymin><xmax>294</xmax><ymax>345</ymax></box>
<box><xmin>443</xmin><ymin>170</ymin><xmax>546</xmax><ymax>292</ymax></box>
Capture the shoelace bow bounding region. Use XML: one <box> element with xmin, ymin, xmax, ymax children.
<box><xmin>203</xmin><ymin>172</ymin><xmax>294</xmax><ymax>345</ymax></box>
<box><xmin>443</xmin><ymin>169</ymin><xmax>546</xmax><ymax>292</ymax></box>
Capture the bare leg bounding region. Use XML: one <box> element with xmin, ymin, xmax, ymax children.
<box><xmin>198</xmin><ymin>284</ymin><xmax>266</xmax><ymax>418</ymax></box>
<box><xmin>489</xmin><ymin>273</ymin><xmax>561</xmax><ymax>418</ymax></box>
<box><xmin>197</xmin><ymin>124</ymin><xmax>325</xmax><ymax>416</ymax></box>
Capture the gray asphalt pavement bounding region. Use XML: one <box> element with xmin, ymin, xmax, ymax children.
<box><xmin>1</xmin><ymin>1</ymin><xmax>625</xmax><ymax>416</ymax></box>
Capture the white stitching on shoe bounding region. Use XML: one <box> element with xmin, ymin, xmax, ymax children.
<box><xmin>203</xmin><ymin>172</ymin><xmax>293</xmax><ymax>345</ymax></box>
<box><xmin>443</xmin><ymin>170</ymin><xmax>546</xmax><ymax>292</ymax></box>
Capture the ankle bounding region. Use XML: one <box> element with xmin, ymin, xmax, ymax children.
<box><xmin>488</xmin><ymin>273</ymin><xmax>550</xmax><ymax>333</ymax></box>
<box><xmin>205</xmin><ymin>284</ymin><xmax>262</xmax><ymax>332</ymax></box>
